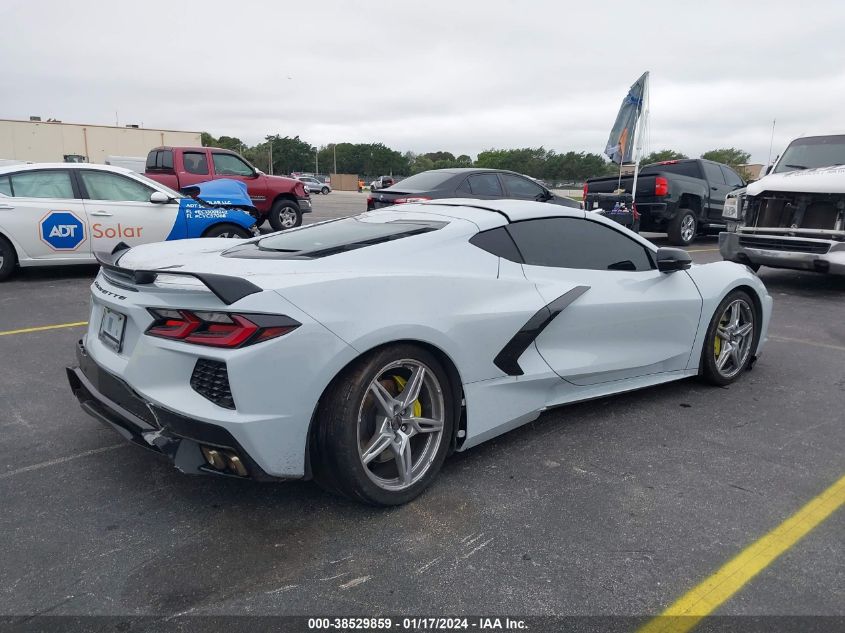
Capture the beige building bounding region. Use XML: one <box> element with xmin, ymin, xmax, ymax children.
<box><xmin>0</xmin><ymin>118</ymin><xmax>201</xmax><ymax>164</ymax></box>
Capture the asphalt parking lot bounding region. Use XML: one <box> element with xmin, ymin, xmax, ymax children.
<box><xmin>1</xmin><ymin>192</ymin><xmax>843</xmax><ymax>624</ymax></box>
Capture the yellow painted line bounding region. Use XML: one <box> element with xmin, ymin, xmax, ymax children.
<box><xmin>770</xmin><ymin>335</ymin><xmax>845</xmax><ymax>353</ymax></box>
<box><xmin>686</xmin><ymin>248</ymin><xmax>720</xmax><ymax>253</ymax></box>
<box><xmin>639</xmin><ymin>473</ymin><xmax>845</xmax><ymax>633</ymax></box>
<box><xmin>0</xmin><ymin>321</ymin><xmax>88</xmax><ymax>337</ymax></box>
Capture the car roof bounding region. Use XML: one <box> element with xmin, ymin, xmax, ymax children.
<box><xmin>385</xmin><ymin>199</ymin><xmax>656</xmax><ymax>251</ymax></box>
<box><xmin>0</xmin><ymin>162</ymin><xmax>137</xmax><ymax>176</ymax></box>
<box><xmin>421</xmin><ymin>198</ymin><xmax>584</xmax><ymax>223</ymax></box>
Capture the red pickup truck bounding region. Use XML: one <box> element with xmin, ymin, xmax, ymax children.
<box><xmin>145</xmin><ymin>146</ymin><xmax>311</xmax><ymax>230</ymax></box>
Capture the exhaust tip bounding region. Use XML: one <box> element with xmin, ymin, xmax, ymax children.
<box><xmin>201</xmin><ymin>445</ymin><xmax>249</xmax><ymax>477</ymax></box>
<box><xmin>201</xmin><ymin>446</ymin><xmax>227</xmax><ymax>470</ymax></box>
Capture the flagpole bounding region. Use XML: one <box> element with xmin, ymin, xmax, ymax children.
<box><xmin>629</xmin><ymin>71</ymin><xmax>649</xmax><ymax>226</ymax></box>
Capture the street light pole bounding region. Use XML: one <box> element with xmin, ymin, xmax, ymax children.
<box><xmin>315</xmin><ymin>148</ymin><xmax>319</xmax><ymax>175</ymax></box>
<box><xmin>333</xmin><ymin>144</ymin><xmax>337</xmax><ymax>175</ymax></box>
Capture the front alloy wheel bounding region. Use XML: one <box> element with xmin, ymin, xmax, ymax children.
<box><xmin>701</xmin><ymin>291</ymin><xmax>758</xmax><ymax>385</ymax></box>
<box><xmin>312</xmin><ymin>344</ymin><xmax>454</xmax><ymax>505</ymax></box>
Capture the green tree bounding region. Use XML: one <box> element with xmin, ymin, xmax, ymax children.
<box><xmin>200</xmin><ymin>132</ymin><xmax>244</xmax><ymax>152</ymax></box>
<box><xmin>259</xmin><ymin>135</ymin><xmax>316</xmax><ymax>176</ymax></box>
<box><xmin>700</xmin><ymin>148</ymin><xmax>751</xmax><ymax>168</ymax></box>
<box><xmin>475</xmin><ymin>147</ymin><xmax>549</xmax><ymax>177</ymax></box>
<box><xmin>642</xmin><ymin>149</ymin><xmax>688</xmax><ymax>165</ymax></box>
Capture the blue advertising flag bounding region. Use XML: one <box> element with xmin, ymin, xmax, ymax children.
<box><xmin>605</xmin><ymin>72</ymin><xmax>648</xmax><ymax>165</ymax></box>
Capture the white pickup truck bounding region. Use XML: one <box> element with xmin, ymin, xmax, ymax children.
<box><xmin>719</xmin><ymin>134</ymin><xmax>845</xmax><ymax>275</ymax></box>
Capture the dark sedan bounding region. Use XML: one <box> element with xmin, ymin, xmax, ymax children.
<box><xmin>366</xmin><ymin>168</ymin><xmax>580</xmax><ymax>211</ymax></box>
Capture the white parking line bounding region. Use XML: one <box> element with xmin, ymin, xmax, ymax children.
<box><xmin>770</xmin><ymin>335</ymin><xmax>845</xmax><ymax>353</ymax></box>
<box><xmin>0</xmin><ymin>444</ymin><xmax>126</xmax><ymax>480</ymax></box>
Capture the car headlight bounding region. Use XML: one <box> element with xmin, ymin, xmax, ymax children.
<box><xmin>723</xmin><ymin>196</ymin><xmax>739</xmax><ymax>219</ymax></box>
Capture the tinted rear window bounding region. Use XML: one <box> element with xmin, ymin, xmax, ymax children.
<box><xmin>641</xmin><ymin>161</ymin><xmax>701</xmax><ymax>179</ymax></box>
<box><xmin>251</xmin><ymin>217</ymin><xmax>448</xmax><ymax>258</ymax></box>
<box><xmin>388</xmin><ymin>171</ymin><xmax>455</xmax><ymax>191</ymax></box>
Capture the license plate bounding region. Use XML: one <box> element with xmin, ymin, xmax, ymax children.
<box><xmin>99</xmin><ymin>307</ymin><xmax>126</xmax><ymax>353</ymax></box>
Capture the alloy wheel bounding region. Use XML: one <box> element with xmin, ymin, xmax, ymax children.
<box><xmin>681</xmin><ymin>214</ymin><xmax>696</xmax><ymax>243</ymax></box>
<box><xmin>713</xmin><ymin>298</ymin><xmax>755</xmax><ymax>379</ymax></box>
<box><xmin>357</xmin><ymin>359</ymin><xmax>445</xmax><ymax>491</ymax></box>
<box><xmin>280</xmin><ymin>209</ymin><xmax>298</xmax><ymax>228</ymax></box>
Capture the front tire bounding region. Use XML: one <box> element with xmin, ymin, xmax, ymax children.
<box><xmin>321</xmin><ymin>186</ymin><xmax>330</xmax><ymax>195</ymax></box>
<box><xmin>0</xmin><ymin>235</ymin><xmax>18</xmax><ymax>281</ymax></box>
<box><xmin>700</xmin><ymin>290</ymin><xmax>759</xmax><ymax>386</ymax></box>
<box><xmin>312</xmin><ymin>344</ymin><xmax>454</xmax><ymax>506</ymax></box>
<box><xmin>269</xmin><ymin>200</ymin><xmax>302</xmax><ymax>231</ymax></box>
<box><xmin>668</xmin><ymin>209</ymin><xmax>697</xmax><ymax>246</ymax></box>
<box><xmin>203</xmin><ymin>223</ymin><xmax>251</xmax><ymax>238</ymax></box>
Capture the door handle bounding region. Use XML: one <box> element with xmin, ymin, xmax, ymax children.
<box><xmin>0</xmin><ymin>204</ymin><xmax>14</xmax><ymax>210</ymax></box>
<box><xmin>91</xmin><ymin>211</ymin><xmax>113</xmax><ymax>216</ymax></box>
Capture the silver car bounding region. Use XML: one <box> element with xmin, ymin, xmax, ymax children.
<box><xmin>297</xmin><ymin>176</ymin><xmax>331</xmax><ymax>195</ymax></box>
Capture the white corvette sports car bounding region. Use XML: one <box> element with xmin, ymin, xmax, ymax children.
<box><xmin>68</xmin><ymin>199</ymin><xmax>772</xmax><ymax>505</ymax></box>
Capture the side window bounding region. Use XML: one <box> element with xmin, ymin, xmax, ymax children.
<box><xmin>456</xmin><ymin>178</ymin><xmax>472</xmax><ymax>195</ymax></box>
<box><xmin>507</xmin><ymin>217</ymin><xmax>653</xmax><ymax>272</ymax></box>
<box><xmin>467</xmin><ymin>173</ymin><xmax>503</xmax><ymax>196</ymax></box>
<box><xmin>469</xmin><ymin>227</ymin><xmax>523</xmax><ymax>262</ymax></box>
<box><xmin>501</xmin><ymin>174</ymin><xmax>545</xmax><ymax>198</ymax></box>
<box><xmin>721</xmin><ymin>165</ymin><xmax>744</xmax><ymax>187</ymax></box>
<box><xmin>702</xmin><ymin>162</ymin><xmax>726</xmax><ymax>184</ymax></box>
<box><xmin>0</xmin><ymin>176</ymin><xmax>10</xmax><ymax>196</ymax></box>
<box><xmin>9</xmin><ymin>170</ymin><xmax>74</xmax><ymax>198</ymax></box>
<box><xmin>146</xmin><ymin>150</ymin><xmax>174</xmax><ymax>171</ymax></box>
<box><xmin>79</xmin><ymin>171</ymin><xmax>154</xmax><ymax>202</ymax></box>
<box><xmin>184</xmin><ymin>151</ymin><xmax>209</xmax><ymax>175</ymax></box>
<box><xmin>212</xmin><ymin>153</ymin><xmax>253</xmax><ymax>176</ymax></box>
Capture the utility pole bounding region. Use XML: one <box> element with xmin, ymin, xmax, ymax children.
<box><xmin>333</xmin><ymin>144</ymin><xmax>337</xmax><ymax>175</ymax></box>
<box><xmin>315</xmin><ymin>148</ymin><xmax>319</xmax><ymax>175</ymax></box>
<box><xmin>268</xmin><ymin>142</ymin><xmax>273</xmax><ymax>175</ymax></box>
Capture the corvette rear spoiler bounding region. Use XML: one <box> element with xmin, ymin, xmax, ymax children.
<box><xmin>94</xmin><ymin>243</ymin><xmax>262</xmax><ymax>305</ymax></box>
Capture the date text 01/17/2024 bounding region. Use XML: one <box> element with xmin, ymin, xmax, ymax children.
<box><xmin>306</xmin><ymin>617</ymin><xmax>528</xmax><ymax>630</ymax></box>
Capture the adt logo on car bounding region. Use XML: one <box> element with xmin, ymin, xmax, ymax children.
<box><xmin>39</xmin><ymin>211</ymin><xmax>86</xmax><ymax>251</ymax></box>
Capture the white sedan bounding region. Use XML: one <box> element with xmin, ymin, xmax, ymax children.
<box><xmin>67</xmin><ymin>198</ymin><xmax>772</xmax><ymax>505</ymax></box>
<box><xmin>0</xmin><ymin>163</ymin><xmax>258</xmax><ymax>280</ymax></box>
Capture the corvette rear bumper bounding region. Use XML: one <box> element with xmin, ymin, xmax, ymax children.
<box><xmin>66</xmin><ymin>341</ymin><xmax>279</xmax><ymax>481</ymax></box>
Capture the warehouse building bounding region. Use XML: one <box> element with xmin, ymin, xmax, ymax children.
<box><xmin>0</xmin><ymin>118</ymin><xmax>201</xmax><ymax>164</ymax></box>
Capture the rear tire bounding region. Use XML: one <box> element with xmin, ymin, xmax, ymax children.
<box><xmin>668</xmin><ymin>209</ymin><xmax>697</xmax><ymax>246</ymax></box>
<box><xmin>700</xmin><ymin>290</ymin><xmax>759</xmax><ymax>386</ymax></box>
<box><xmin>312</xmin><ymin>344</ymin><xmax>454</xmax><ymax>506</ymax></box>
<box><xmin>0</xmin><ymin>235</ymin><xmax>17</xmax><ymax>281</ymax></box>
<box><xmin>269</xmin><ymin>200</ymin><xmax>302</xmax><ymax>231</ymax></box>
<box><xmin>203</xmin><ymin>223</ymin><xmax>251</xmax><ymax>238</ymax></box>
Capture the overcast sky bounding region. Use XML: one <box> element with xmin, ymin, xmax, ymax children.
<box><xmin>2</xmin><ymin>0</ymin><xmax>843</xmax><ymax>163</ymax></box>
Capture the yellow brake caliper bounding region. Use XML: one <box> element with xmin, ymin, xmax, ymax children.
<box><xmin>715</xmin><ymin>317</ymin><xmax>726</xmax><ymax>358</ymax></box>
<box><xmin>392</xmin><ymin>375</ymin><xmax>422</xmax><ymax>417</ymax></box>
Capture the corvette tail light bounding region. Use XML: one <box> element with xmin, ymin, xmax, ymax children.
<box><xmin>146</xmin><ymin>309</ymin><xmax>300</xmax><ymax>348</ymax></box>
<box><xmin>654</xmin><ymin>176</ymin><xmax>669</xmax><ymax>197</ymax></box>
<box><xmin>393</xmin><ymin>196</ymin><xmax>432</xmax><ymax>204</ymax></box>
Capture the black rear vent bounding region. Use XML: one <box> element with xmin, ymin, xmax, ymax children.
<box><xmin>190</xmin><ymin>359</ymin><xmax>235</xmax><ymax>409</ymax></box>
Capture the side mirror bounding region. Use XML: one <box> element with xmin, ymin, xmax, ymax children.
<box><xmin>149</xmin><ymin>191</ymin><xmax>171</xmax><ymax>204</ymax></box>
<box><xmin>764</xmin><ymin>165</ymin><xmax>773</xmax><ymax>175</ymax></box>
<box><xmin>656</xmin><ymin>247</ymin><xmax>692</xmax><ymax>272</ymax></box>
